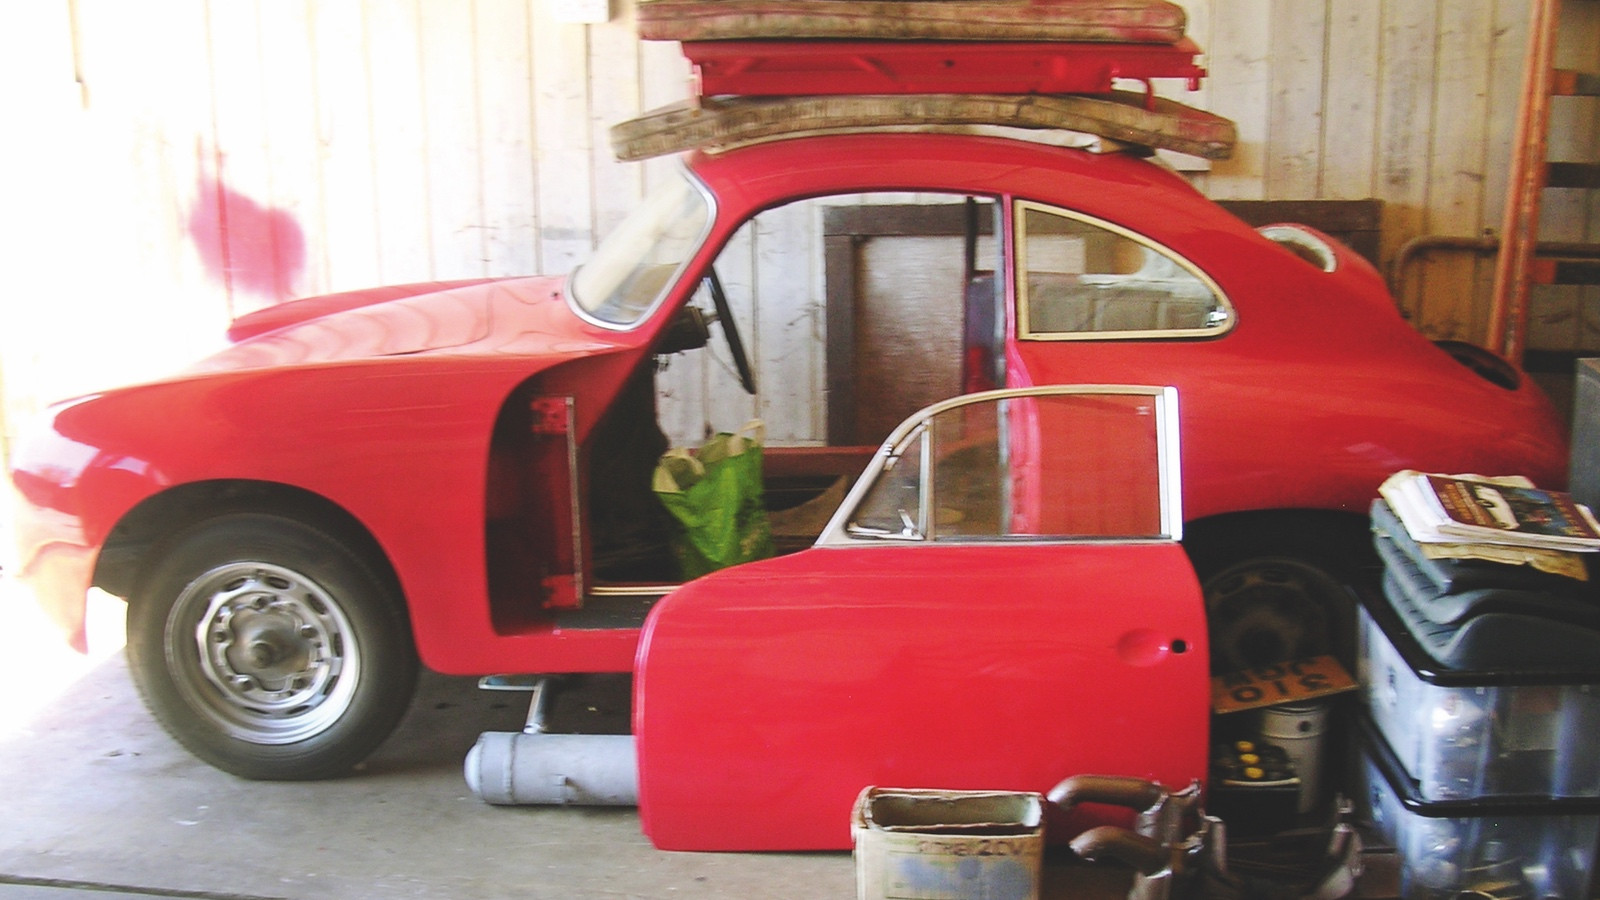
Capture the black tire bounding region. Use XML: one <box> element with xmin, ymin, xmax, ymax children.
<box><xmin>126</xmin><ymin>513</ymin><xmax>418</xmax><ymax>780</ymax></box>
<box><xmin>1185</xmin><ymin>516</ymin><xmax>1372</xmax><ymax>676</ymax></box>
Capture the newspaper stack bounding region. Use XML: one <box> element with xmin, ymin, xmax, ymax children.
<box><xmin>1371</xmin><ymin>471</ymin><xmax>1600</xmax><ymax>669</ymax></box>
<box><xmin>1379</xmin><ymin>470</ymin><xmax>1600</xmax><ymax>553</ymax></box>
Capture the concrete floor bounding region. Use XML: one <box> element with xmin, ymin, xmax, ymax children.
<box><xmin>0</xmin><ymin>574</ymin><xmax>1142</xmax><ymax>900</ymax></box>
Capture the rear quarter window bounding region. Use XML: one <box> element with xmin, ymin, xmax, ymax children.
<box><xmin>1016</xmin><ymin>200</ymin><xmax>1233</xmax><ymax>341</ymax></box>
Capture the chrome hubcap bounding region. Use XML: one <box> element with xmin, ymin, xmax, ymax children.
<box><xmin>170</xmin><ymin>562</ymin><xmax>360</xmax><ymax>744</ymax></box>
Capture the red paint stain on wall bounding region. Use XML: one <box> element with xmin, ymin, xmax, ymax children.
<box><xmin>189</xmin><ymin>175</ymin><xmax>307</xmax><ymax>304</ymax></box>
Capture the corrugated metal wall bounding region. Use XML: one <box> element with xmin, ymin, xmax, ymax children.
<box><xmin>2</xmin><ymin>0</ymin><xmax>1598</xmax><ymax>458</ymax></box>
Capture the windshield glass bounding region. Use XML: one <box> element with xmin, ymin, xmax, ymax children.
<box><xmin>568</xmin><ymin>169</ymin><xmax>712</xmax><ymax>327</ymax></box>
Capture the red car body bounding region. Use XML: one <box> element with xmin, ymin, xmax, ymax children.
<box><xmin>8</xmin><ymin>133</ymin><xmax>1567</xmax><ymax>826</ymax></box>
<box><xmin>14</xmin><ymin>134</ymin><xmax>1565</xmax><ymax>656</ymax></box>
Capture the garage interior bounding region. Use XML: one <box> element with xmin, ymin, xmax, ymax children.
<box><xmin>3</xmin><ymin>0</ymin><xmax>1600</xmax><ymax>898</ymax></box>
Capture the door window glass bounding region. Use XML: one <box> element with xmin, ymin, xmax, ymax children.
<box><xmin>839</xmin><ymin>386</ymin><xmax>1181</xmax><ymax>543</ymax></box>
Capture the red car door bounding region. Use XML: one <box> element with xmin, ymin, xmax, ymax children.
<box><xmin>634</xmin><ymin>386</ymin><xmax>1210</xmax><ymax>851</ymax></box>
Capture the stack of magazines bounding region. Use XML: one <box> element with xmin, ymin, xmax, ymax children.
<box><xmin>1371</xmin><ymin>471</ymin><xmax>1600</xmax><ymax>669</ymax></box>
<box><xmin>1379</xmin><ymin>470</ymin><xmax>1600</xmax><ymax>553</ymax></box>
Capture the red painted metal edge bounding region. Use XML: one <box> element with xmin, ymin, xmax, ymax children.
<box><xmin>684</xmin><ymin>38</ymin><xmax>1206</xmax><ymax>98</ymax></box>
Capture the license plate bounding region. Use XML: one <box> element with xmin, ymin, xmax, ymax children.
<box><xmin>1210</xmin><ymin>655</ymin><xmax>1357</xmax><ymax>715</ymax></box>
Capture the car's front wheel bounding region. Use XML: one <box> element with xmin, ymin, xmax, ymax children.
<box><xmin>126</xmin><ymin>513</ymin><xmax>418</xmax><ymax>780</ymax></box>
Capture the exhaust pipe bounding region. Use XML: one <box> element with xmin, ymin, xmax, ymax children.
<box><xmin>465</xmin><ymin>732</ymin><xmax>639</xmax><ymax>806</ymax></box>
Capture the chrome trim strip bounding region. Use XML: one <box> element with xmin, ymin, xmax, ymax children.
<box><xmin>563</xmin><ymin>397</ymin><xmax>585</xmax><ymax>603</ymax></box>
<box><xmin>589</xmin><ymin>584</ymin><xmax>674</xmax><ymax>597</ymax></box>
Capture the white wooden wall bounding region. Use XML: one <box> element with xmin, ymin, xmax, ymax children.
<box><xmin>3</xmin><ymin>0</ymin><xmax>1597</xmax><ymax>460</ymax></box>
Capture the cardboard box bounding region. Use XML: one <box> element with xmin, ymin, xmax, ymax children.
<box><xmin>852</xmin><ymin>787</ymin><xmax>1043</xmax><ymax>900</ymax></box>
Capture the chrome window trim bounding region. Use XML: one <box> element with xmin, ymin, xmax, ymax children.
<box><xmin>1014</xmin><ymin>199</ymin><xmax>1235</xmax><ymax>342</ymax></box>
<box><xmin>817</xmin><ymin>384</ymin><xmax>1183</xmax><ymax>547</ymax></box>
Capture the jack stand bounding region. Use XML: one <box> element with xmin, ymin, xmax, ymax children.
<box><xmin>477</xmin><ymin>673</ymin><xmax>564</xmax><ymax>734</ymax></box>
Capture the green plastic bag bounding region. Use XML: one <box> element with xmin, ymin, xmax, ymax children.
<box><xmin>652</xmin><ymin>421</ymin><xmax>775</xmax><ymax>579</ymax></box>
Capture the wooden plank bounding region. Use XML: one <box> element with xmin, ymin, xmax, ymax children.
<box><xmin>0</xmin><ymin>0</ymin><xmax>75</xmax><ymax>455</ymax></box>
<box><xmin>1420</xmin><ymin>1</ymin><xmax>1494</xmax><ymax>343</ymax></box>
<box><xmin>1202</xmin><ymin>0</ymin><xmax>1270</xmax><ymax>199</ymax></box>
<box><xmin>1265</xmin><ymin>1</ymin><xmax>1324</xmax><ymax>199</ymax></box>
<box><xmin>46</xmin><ymin>0</ymin><xmax>225</xmax><ymax>400</ymax></box>
<box><xmin>137</xmin><ymin>0</ymin><xmax>220</xmax><ymax>338</ymax></box>
<box><xmin>365</xmin><ymin>0</ymin><xmax>433</xmax><ymax>284</ymax></box>
<box><xmin>1321</xmin><ymin>0</ymin><xmax>1380</xmax><ymax>200</ymax></box>
<box><xmin>753</xmin><ymin>199</ymin><xmax>823</xmax><ymax>444</ymax></box>
<box><xmin>638</xmin><ymin>15</ymin><xmax>705</xmax><ymax>447</ymax></box>
<box><xmin>475</xmin><ymin>0</ymin><xmax>539</xmax><ymax>277</ymax></box>
<box><xmin>421</xmin><ymin>0</ymin><xmax>487</xmax><ymax>279</ymax></box>
<box><xmin>311</xmin><ymin>0</ymin><xmax>383</xmax><ymax>292</ymax></box>
<box><xmin>611</xmin><ymin>91</ymin><xmax>1237</xmax><ymax>162</ymax></box>
<box><xmin>206</xmin><ymin>0</ymin><xmax>281</xmax><ymax>316</ymax></box>
<box><xmin>532</xmin><ymin>1</ymin><xmax>595</xmax><ymax>275</ymax></box>
<box><xmin>1481</xmin><ymin>0</ymin><xmax>1529</xmax><ymax>241</ymax></box>
<box><xmin>257</xmin><ymin>0</ymin><xmax>324</xmax><ymax>302</ymax></box>
<box><xmin>1375</xmin><ymin>0</ymin><xmax>1438</xmax><ymax>326</ymax></box>
<box><xmin>190</xmin><ymin>0</ymin><xmax>262</xmax><ymax>319</ymax></box>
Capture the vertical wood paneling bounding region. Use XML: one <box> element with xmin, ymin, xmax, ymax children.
<box><xmin>257</xmin><ymin>0</ymin><xmax>325</xmax><ymax>306</ymax></box>
<box><xmin>1418</xmin><ymin>2</ymin><xmax>1494</xmax><ymax>340</ymax></box>
<box><xmin>1265</xmin><ymin>2</ymin><xmax>1325</xmax><ymax>199</ymax></box>
<box><xmin>207</xmin><ymin>0</ymin><xmax>315</xmax><ymax>318</ymax></box>
<box><xmin>311</xmin><ymin>0</ymin><xmax>383</xmax><ymax>292</ymax></box>
<box><xmin>475</xmin><ymin>0</ymin><xmax>539</xmax><ymax>277</ymax></box>
<box><xmin>365</xmin><ymin>0</ymin><xmax>432</xmax><ymax>284</ymax></box>
<box><xmin>589</xmin><ymin>4</ymin><xmax>645</xmax><ymax>242</ymax></box>
<box><xmin>531</xmin><ymin>1</ymin><xmax>594</xmax><ymax>274</ymax></box>
<box><xmin>1321</xmin><ymin>1</ymin><xmax>1381</xmax><ymax>200</ymax></box>
<box><xmin>1203</xmin><ymin>0</ymin><xmax>1271</xmax><ymax>199</ymax></box>
<box><xmin>0</xmin><ymin>0</ymin><xmax>105</xmax><ymax>460</ymax></box>
<box><xmin>1377</xmin><ymin>0</ymin><xmax>1440</xmax><ymax>323</ymax></box>
<box><xmin>128</xmin><ymin>0</ymin><xmax>217</xmax><ymax>309</ymax></box>
<box><xmin>421</xmin><ymin>0</ymin><xmax>488</xmax><ymax>277</ymax></box>
<box><xmin>1485</xmin><ymin>0</ymin><xmax>1539</xmax><ymax>349</ymax></box>
<box><xmin>754</xmin><ymin>201</ymin><xmax>823</xmax><ymax>444</ymax></box>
